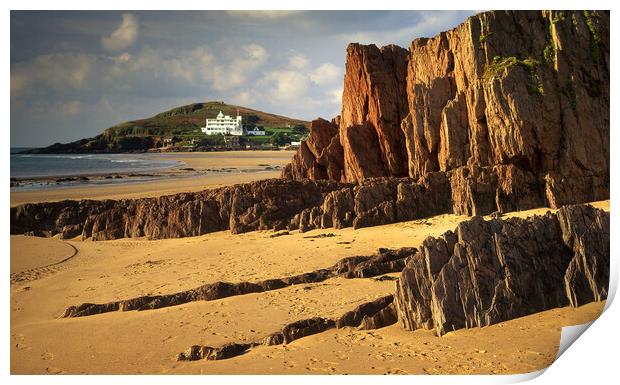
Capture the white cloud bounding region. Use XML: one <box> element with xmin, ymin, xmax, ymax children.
<box><xmin>11</xmin><ymin>53</ymin><xmax>96</xmax><ymax>96</ymax></box>
<box><xmin>327</xmin><ymin>87</ymin><xmax>343</xmax><ymax>104</ymax></box>
<box><xmin>260</xmin><ymin>69</ymin><xmax>310</xmax><ymax>101</ymax></box>
<box><xmin>225</xmin><ymin>10</ymin><xmax>302</xmax><ymax>19</ymax></box>
<box><xmin>336</xmin><ymin>11</ymin><xmax>469</xmax><ymax>47</ymax></box>
<box><xmin>211</xmin><ymin>44</ymin><xmax>269</xmax><ymax>91</ymax></box>
<box><xmin>102</xmin><ymin>13</ymin><xmax>139</xmax><ymax>52</ymax></box>
<box><xmin>244</xmin><ymin>44</ymin><xmax>269</xmax><ymax>63</ymax></box>
<box><xmin>231</xmin><ymin>90</ymin><xmax>258</xmax><ymax>106</ymax></box>
<box><xmin>310</xmin><ymin>63</ymin><xmax>342</xmax><ymax>85</ymax></box>
<box><xmin>288</xmin><ymin>53</ymin><xmax>310</xmax><ymax>70</ymax></box>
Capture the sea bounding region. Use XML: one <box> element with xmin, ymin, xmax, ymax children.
<box><xmin>10</xmin><ymin>148</ymin><xmax>186</xmax><ymax>191</ymax></box>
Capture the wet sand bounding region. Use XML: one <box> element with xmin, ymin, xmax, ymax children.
<box><xmin>10</xmin><ymin>151</ymin><xmax>294</xmax><ymax>206</ymax></box>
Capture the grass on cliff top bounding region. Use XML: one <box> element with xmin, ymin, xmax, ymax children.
<box><xmin>483</xmin><ymin>56</ymin><xmax>541</xmax><ymax>81</ymax></box>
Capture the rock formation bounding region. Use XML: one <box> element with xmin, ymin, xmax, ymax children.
<box><xmin>283</xmin><ymin>10</ymin><xmax>610</xmax><ymax>214</ymax></box>
<box><xmin>11</xmin><ymin>176</ymin><xmax>455</xmax><ymax>240</ymax></box>
<box><xmin>61</xmin><ymin>247</ymin><xmax>416</xmax><ymax>318</ymax></box>
<box><xmin>11</xmin><ymin>179</ymin><xmax>343</xmax><ymax>240</ymax></box>
<box><xmin>394</xmin><ymin>204</ymin><xmax>609</xmax><ymax>335</ymax></box>
<box><xmin>178</xmin><ymin>296</ymin><xmax>397</xmax><ymax>361</ymax></box>
<box><xmin>175</xmin><ymin>203</ymin><xmax>608</xmax><ymax>361</ymax></box>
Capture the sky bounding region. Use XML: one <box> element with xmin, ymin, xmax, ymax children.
<box><xmin>10</xmin><ymin>10</ymin><xmax>475</xmax><ymax>147</ymax></box>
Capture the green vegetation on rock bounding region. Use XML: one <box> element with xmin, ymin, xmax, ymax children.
<box><xmin>479</xmin><ymin>31</ymin><xmax>493</xmax><ymax>44</ymax></box>
<box><xmin>484</xmin><ymin>56</ymin><xmax>543</xmax><ymax>96</ymax></box>
<box><xmin>583</xmin><ymin>11</ymin><xmax>602</xmax><ymax>64</ymax></box>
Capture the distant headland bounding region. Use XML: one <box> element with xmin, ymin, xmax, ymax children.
<box><xmin>21</xmin><ymin>101</ymin><xmax>309</xmax><ymax>154</ymax></box>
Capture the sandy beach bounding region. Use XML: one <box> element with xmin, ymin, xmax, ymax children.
<box><xmin>10</xmin><ymin>151</ymin><xmax>294</xmax><ymax>206</ymax></box>
<box><xmin>9</xmin><ymin>8</ymin><xmax>611</xmax><ymax>379</ymax></box>
<box><xmin>10</xmin><ymin>199</ymin><xmax>609</xmax><ymax>374</ymax></box>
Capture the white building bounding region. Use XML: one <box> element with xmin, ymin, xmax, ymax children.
<box><xmin>201</xmin><ymin>111</ymin><xmax>243</xmax><ymax>136</ymax></box>
<box><xmin>245</xmin><ymin>127</ymin><xmax>266</xmax><ymax>136</ymax></box>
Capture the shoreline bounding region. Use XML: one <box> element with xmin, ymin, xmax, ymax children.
<box><xmin>10</xmin><ymin>150</ymin><xmax>294</xmax><ymax>206</ymax></box>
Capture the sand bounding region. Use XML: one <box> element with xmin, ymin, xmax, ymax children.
<box><xmin>10</xmin><ymin>236</ymin><xmax>76</xmax><ymax>274</ymax></box>
<box><xmin>10</xmin><ymin>151</ymin><xmax>294</xmax><ymax>206</ymax></box>
<box><xmin>9</xmin><ymin>200</ymin><xmax>609</xmax><ymax>374</ymax></box>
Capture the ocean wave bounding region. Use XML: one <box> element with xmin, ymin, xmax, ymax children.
<box><xmin>109</xmin><ymin>159</ymin><xmax>149</xmax><ymax>163</ymax></box>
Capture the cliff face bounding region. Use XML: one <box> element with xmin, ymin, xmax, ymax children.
<box><xmin>283</xmin><ymin>10</ymin><xmax>610</xmax><ymax>214</ymax></box>
<box><xmin>394</xmin><ymin>204</ymin><xmax>609</xmax><ymax>335</ymax></box>
<box><xmin>340</xmin><ymin>44</ymin><xmax>410</xmax><ymax>181</ymax></box>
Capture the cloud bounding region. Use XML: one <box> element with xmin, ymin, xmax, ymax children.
<box><xmin>336</xmin><ymin>11</ymin><xmax>473</xmax><ymax>47</ymax></box>
<box><xmin>231</xmin><ymin>90</ymin><xmax>258</xmax><ymax>106</ymax></box>
<box><xmin>102</xmin><ymin>13</ymin><xmax>139</xmax><ymax>52</ymax></box>
<box><xmin>310</xmin><ymin>63</ymin><xmax>342</xmax><ymax>85</ymax></box>
<box><xmin>60</xmin><ymin>100</ymin><xmax>82</xmax><ymax>116</ymax></box>
<box><xmin>288</xmin><ymin>53</ymin><xmax>310</xmax><ymax>70</ymax></box>
<box><xmin>260</xmin><ymin>69</ymin><xmax>310</xmax><ymax>101</ymax></box>
<box><xmin>226</xmin><ymin>10</ymin><xmax>302</xmax><ymax>19</ymax></box>
<box><xmin>327</xmin><ymin>87</ymin><xmax>343</xmax><ymax>104</ymax></box>
<box><xmin>10</xmin><ymin>43</ymin><xmax>270</xmax><ymax>101</ymax></box>
<box><xmin>211</xmin><ymin>44</ymin><xmax>269</xmax><ymax>91</ymax></box>
<box><xmin>11</xmin><ymin>53</ymin><xmax>96</xmax><ymax>96</ymax></box>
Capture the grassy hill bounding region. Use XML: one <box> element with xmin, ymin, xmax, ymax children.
<box><xmin>25</xmin><ymin>101</ymin><xmax>310</xmax><ymax>153</ymax></box>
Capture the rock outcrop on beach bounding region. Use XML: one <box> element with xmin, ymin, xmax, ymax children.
<box><xmin>11</xmin><ymin>179</ymin><xmax>343</xmax><ymax>240</ymax></box>
<box><xmin>178</xmin><ymin>296</ymin><xmax>397</xmax><ymax>361</ymax></box>
<box><xmin>58</xmin><ymin>202</ymin><xmax>606</xmax><ymax>362</ymax></box>
<box><xmin>394</xmin><ymin>204</ymin><xmax>609</xmax><ymax>335</ymax></box>
<box><xmin>11</xmin><ymin>176</ymin><xmax>454</xmax><ymax>240</ymax></box>
<box><xmin>61</xmin><ymin>247</ymin><xmax>415</xmax><ymax>318</ymax></box>
<box><xmin>283</xmin><ymin>10</ymin><xmax>610</xmax><ymax>213</ymax></box>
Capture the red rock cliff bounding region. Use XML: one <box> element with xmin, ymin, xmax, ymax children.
<box><xmin>283</xmin><ymin>10</ymin><xmax>610</xmax><ymax>214</ymax></box>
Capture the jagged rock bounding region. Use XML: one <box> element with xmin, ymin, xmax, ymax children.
<box><xmin>340</xmin><ymin>122</ymin><xmax>388</xmax><ymax>182</ymax></box>
<box><xmin>228</xmin><ymin>179</ymin><xmax>341</xmax><ymax>234</ymax></box>
<box><xmin>295</xmin><ymin>176</ymin><xmax>452</xmax><ymax>234</ymax></box>
<box><xmin>393</xmin><ymin>233</ymin><xmax>456</xmax><ymax>331</ymax></box>
<box><xmin>321</xmin><ymin>188</ymin><xmax>355</xmax><ymax>229</ymax></box>
<box><xmin>281</xmin><ymin>118</ymin><xmax>340</xmax><ymax>180</ymax></box>
<box><xmin>317</xmin><ymin>135</ymin><xmax>345</xmax><ymax>182</ymax></box>
<box><xmin>332</xmin><ymin>247</ymin><xmax>417</xmax><ymax>279</ymax></box>
<box><xmin>177</xmin><ymin>342</ymin><xmax>255</xmax><ymax>361</ymax></box>
<box><xmin>61</xmin><ymin>244</ymin><xmax>419</xmax><ymax>320</ymax></box>
<box><xmin>335</xmin><ymin>295</ymin><xmax>394</xmax><ymax>328</ymax></box>
<box><xmin>61</xmin><ymin>302</ymin><xmax>120</xmax><ymax>318</ymax></box>
<box><xmin>340</xmin><ymin>43</ymin><xmax>410</xmax><ymax>180</ymax></box>
<box><xmin>281</xmin><ymin>11</ymin><xmax>609</xmax><ymax>211</ymax></box>
<box><xmin>11</xmin><ymin>179</ymin><xmax>344</xmax><ymax>240</ymax></box>
<box><xmin>558</xmin><ymin>204</ymin><xmax>610</xmax><ymax>306</ymax></box>
<box><xmin>306</xmin><ymin>118</ymin><xmax>340</xmax><ymax>159</ymax></box>
<box><xmin>395</xmin><ymin>172</ymin><xmax>452</xmax><ymax>221</ymax></box>
<box><xmin>394</xmin><ymin>204</ymin><xmax>609</xmax><ymax>336</ymax></box>
<box><xmin>448</xmin><ymin>165</ymin><xmax>544</xmax><ymax>216</ymax></box>
<box><xmin>404</xmin><ymin>10</ymin><xmax>609</xmax><ymax>208</ymax></box>
<box><xmin>262</xmin><ymin>332</ymin><xmax>285</xmax><ymax>346</ymax></box>
<box><xmin>281</xmin><ymin>317</ymin><xmax>335</xmax><ymax>343</ymax></box>
<box><xmin>359</xmin><ymin>303</ymin><xmax>398</xmax><ymax>330</ymax></box>
<box><xmin>178</xmin><ymin>295</ymin><xmax>399</xmax><ymax>361</ymax></box>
